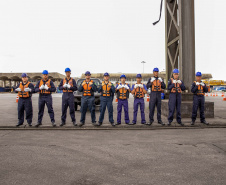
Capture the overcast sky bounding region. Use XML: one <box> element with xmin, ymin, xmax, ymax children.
<box><xmin>0</xmin><ymin>0</ymin><xmax>225</xmax><ymax>80</ymax></box>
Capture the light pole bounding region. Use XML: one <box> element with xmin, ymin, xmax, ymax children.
<box><xmin>141</xmin><ymin>61</ymin><xmax>146</xmax><ymax>73</ymax></box>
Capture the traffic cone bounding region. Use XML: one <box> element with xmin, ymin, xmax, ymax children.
<box><xmin>221</xmin><ymin>92</ymin><xmax>224</xmax><ymax>97</ymax></box>
<box><xmin>210</xmin><ymin>93</ymin><xmax>212</xmax><ymax>96</ymax></box>
<box><xmin>216</xmin><ymin>93</ymin><xmax>218</xmax><ymax>96</ymax></box>
<box><xmin>223</xmin><ymin>95</ymin><xmax>226</xmax><ymax>101</ymax></box>
<box><xmin>205</xmin><ymin>93</ymin><xmax>208</xmax><ymax>97</ymax></box>
<box><xmin>147</xmin><ymin>94</ymin><xmax>150</xmax><ymax>102</ymax></box>
<box><xmin>16</xmin><ymin>95</ymin><xmax>19</xmax><ymax>103</ymax></box>
<box><xmin>213</xmin><ymin>93</ymin><xmax>215</xmax><ymax>97</ymax></box>
<box><xmin>115</xmin><ymin>98</ymin><xmax>118</xmax><ymax>102</ymax></box>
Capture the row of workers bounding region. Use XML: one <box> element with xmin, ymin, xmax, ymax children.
<box><xmin>14</xmin><ymin>68</ymin><xmax>209</xmax><ymax>127</ymax></box>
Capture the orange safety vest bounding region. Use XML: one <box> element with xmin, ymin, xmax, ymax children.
<box><xmin>117</xmin><ymin>83</ymin><xmax>129</xmax><ymax>100</ymax></box>
<box><xmin>83</xmin><ymin>80</ymin><xmax>93</xmax><ymax>96</ymax></box>
<box><xmin>134</xmin><ymin>83</ymin><xmax>145</xmax><ymax>98</ymax></box>
<box><xmin>39</xmin><ymin>79</ymin><xmax>51</xmax><ymax>94</ymax></box>
<box><xmin>152</xmin><ymin>78</ymin><xmax>162</xmax><ymax>92</ymax></box>
<box><xmin>171</xmin><ymin>78</ymin><xmax>182</xmax><ymax>93</ymax></box>
<box><xmin>194</xmin><ymin>81</ymin><xmax>204</xmax><ymax>96</ymax></box>
<box><xmin>18</xmin><ymin>82</ymin><xmax>31</xmax><ymax>98</ymax></box>
<box><xmin>102</xmin><ymin>81</ymin><xmax>112</xmax><ymax>97</ymax></box>
<box><xmin>63</xmin><ymin>78</ymin><xmax>73</xmax><ymax>92</ymax></box>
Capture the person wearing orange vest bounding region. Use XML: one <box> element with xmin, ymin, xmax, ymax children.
<box><xmin>97</xmin><ymin>72</ymin><xmax>115</xmax><ymax>126</ymax></box>
<box><xmin>131</xmin><ymin>74</ymin><xmax>148</xmax><ymax>125</ymax></box>
<box><xmin>146</xmin><ymin>67</ymin><xmax>166</xmax><ymax>126</ymax></box>
<box><xmin>78</xmin><ymin>71</ymin><xmax>97</xmax><ymax>127</ymax></box>
<box><xmin>34</xmin><ymin>70</ymin><xmax>56</xmax><ymax>127</ymax></box>
<box><xmin>14</xmin><ymin>73</ymin><xmax>35</xmax><ymax>127</ymax></box>
<box><xmin>115</xmin><ymin>74</ymin><xmax>131</xmax><ymax>125</ymax></box>
<box><xmin>167</xmin><ymin>69</ymin><xmax>186</xmax><ymax>126</ymax></box>
<box><xmin>58</xmin><ymin>68</ymin><xmax>77</xmax><ymax>126</ymax></box>
<box><xmin>191</xmin><ymin>72</ymin><xmax>209</xmax><ymax>125</ymax></box>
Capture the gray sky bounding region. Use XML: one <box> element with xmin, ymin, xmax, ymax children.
<box><xmin>0</xmin><ymin>0</ymin><xmax>225</xmax><ymax>80</ymax></box>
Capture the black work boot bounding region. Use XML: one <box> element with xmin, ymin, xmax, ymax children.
<box><xmin>60</xmin><ymin>122</ymin><xmax>66</xmax><ymax>127</ymax></box>
<box><xmin>35</xmin><ymin>122</ymin><xmax>42</xmax><ymax>127</ymax></box>
<box><xmin>28</xmin><ymin>123</ymin><xmax>32</xmax><ymax>127</ymax></box>
<box><xmin>16</xmin><ymin>123</ymin><xmax>23</xmax><ymax>127</ymax></box>
<box><xmin>158</xmin><ymin>120</ymin><xmax>165</xmax><ymax>126</ymax></box>
<box><xmin>52</xmin><ymin>121</ymin><xmax>56</xmax><ymax>127</ymax></box>
<box><xmin>191</xmin><ymin>121</ymin><xmax>195</xmax><ymax>125</ymax></box>
<box><xmin>178</xmin><ymin>122</ymin><xmax>184</xmax><ymax>126</ymax></box>
<box><xmin>167</xmin><ymin>122</ymin><xmax>171</xmax><ymax>126</ymax></box>
<box><xmin>110</xmin><ymin>122</ymin><xmax>115</xmax><ymax>127</ymax></box>
<box><xmin>73</xmin><ymin>121</ymin><xmax>77</xmax><ymax>126</ymax></box>
<box><xmin>79</xmin><ymin>122</ymin><xmax>85</xmax><ymax>127</ymax></box>
<box><xmin>146</xmin><ymin>121</ymin><xmax>153</xmax><ymax>126</ymax></box>
<box><xmin>201</xmin><ymin>120</ymin><xmax>209</xmax><ymax>125</ymax></box>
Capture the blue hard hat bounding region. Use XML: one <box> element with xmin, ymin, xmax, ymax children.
<box><xmin>173</xmin><ymin>68</ymin><xmax>179</xmax><ymax>73</ymax></box>
<box><xmin>104</xmin><ymin>72</ymin><xmax>109</xmax><ymax>76</ymax></box>
<box><xmin>65</xmin><ymin>68</ymin><xmax>71</xmax><ymax>72</ymax></box>
<box><xmin>196</xmin><ymin>72</ymin><xmax>202</xmax><ymax>76</ymax></box>
<box><xmin>136</xmin><ymin>74</ymin><xmax>142</xmax><ymax>78</ymax></box>
<box><xmin>21</xmin><ymin>73</ymin><xmax>28</xmax><ymax>78</ymax></box>
<box><xmin>153</xmin><ymin>67</ymin><xmax>159</xmax><ymax>72</ymax></box>
<box><xmin>85</xmin><ymin>71</ymin><xmax>91</xmax><ymax>76</ymax></box>
<box><xmin>42</xmin><ymin>70</ymin><xmax>49</xmax><ymax>75</ymax></box>
<box><xmin>120</xmin><ymin>74</ymin><xmax>126</xmax><ymax>79</ymax></box>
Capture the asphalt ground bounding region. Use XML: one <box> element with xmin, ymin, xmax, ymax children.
<box><xmin>0</xmin><ymin>93</ymin><xmax>225</xmax><ymax>185</ymax></box>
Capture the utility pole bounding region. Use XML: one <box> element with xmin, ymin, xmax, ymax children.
<box><xmin>141</xmin><ymin>61</ymin><xmax>146</xmax><ymax>73</ymax></box>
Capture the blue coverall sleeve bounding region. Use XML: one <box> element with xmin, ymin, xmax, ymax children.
<box><xmin>78</xmin><ymin>84</ymin><xmax>83</xmax><ymax>92</ymax></box>
<box><xmin>180</xmin><ymin>81</ymin><xmax>186</xmax><ymax>91</ymax></box>
<box><xmin>49</xmin><ymin>81</ymin><xmax>56</xmax><ymax>92</ymax></box>
<box><xmin>168</xmin><ymin>79</ymin><xmax>174</xmax><ymax>91</ymax></box>
<box><xmin>98</xmin><ymin>85</ymin><xmax>102</xmax><ymax>93</ymax></box>
<box><xmin>143</xmin><ymin>84</ymin><xmax>148</xmax><ymax>91</ymax></box>
<box><xmin>146</xmin><ymin>78</ymin><xmax>152</xmax><ymax>89</ymax></box>
<box><xmin>191</xmin><ymin>82</ymin><xmax>198</xmax><ymax>93</ymax></box>
<box><xmin>91</xmin><ymin>83</ymin><xmax>97</xmax><ymax>92</ymax></box>
<box><xmin>14</xmin><ymin>83</ymin><xmax>20</xmax><ymax>93</ymax></box>
<box><xmin>28</xmin><ymin>83</ymin><xmax>35</xmax><ymax>93</ymax></box>
<box><xmin>111</xmin><ymin>85</ymin><xmax>116</xmax><ymax>93</ymax></box>
<box><xmin>161</xmin><ymin>81</ymin><xmax>166</xmax><ymax>89</ymax></box>
<box><xmin>58</xmin><ymin>80</ymin><xmax>64</xmax><ymax>90</ymax></box>
<box><xmin>203</xmin><ymin>84</ymin><xmax>208</xmax><ymax>93</ymax></box>
<box><xmin>35</xmin><ymin>81</ymin><xmax>40</xmax><ymax>93</ymax></box>
<box><xmin>131</xmin><ymin>84</ymin><xmax>135</xmax><ymax>91</ymax></box>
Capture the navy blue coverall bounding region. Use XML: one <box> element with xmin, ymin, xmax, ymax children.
<box><xmin>59</xmin><ymin>78</ymin><xmax>77</xmax><ymax>123</ymax></box>
<box><xmin>78</xmin><ymin>82</ymin><xmax>97</xmax><ymax>123</ymax></box>
<box><xmin>98</xmin><ymin>83</ymin><xmax>115</xmax><ymax>124</ymax></box>
<box><xmin>35</xmin><ymin>80</ymin><xmax>56</xmax><ymax>123</ymax></box>
<box><xmin>191</xmin><ymin>81</ymin><xmax>208</xmax><ymax>122</ymax></box>
<box><xmin>147</xmin><ymin>77</ymin><xmax>166</xmax><ymax>122</ymax></box>
<box><xmin>15</xmin><ymin>82</ymin><xmax>35</xmax><ymax>125</ymax></box>
<box><xmin>167</xmin><ymin>79</ymin><xmax>186</xmax><ymax>123</ymax></box>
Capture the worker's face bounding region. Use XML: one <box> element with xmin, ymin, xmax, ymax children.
<box><xmin>104</xmin><ymin>76</ymin><xmax>109</xmax><ymax>81</ymax></box>
<box><xmin>43</xmin><ymin>74</ymin><xmax>48</xmax><ymax>80</ymax></box>
<box><xmin>66</xmin><ymin>72</ymin><xmax>71</xmax><ymax>78</ymax></box>
<box><xmin>120</xmin><ymin>77</ymin><xmax>126</xmax><ymax>83</ymax></box>
<box><xmin>196</xmin><ymin>76</ymin><xmax>202</xmax><ymax>82</ymax></box>
<box><xmin>86</xmin><ymin>74</ymin><xmax>91</xmax><ymax>80</ymax></box>
<box><xmin>22</xmin><ymin>77</ymin><xmax>28</xmax><ymax>83</ymax></box>
<box><xmin>136</xmin><ymin>78</ymin><xmax>142</xmax><ymax>83</ymax></box>
<box><xmin>173</xmin><ymin>73</ymin><xmax>179</xmax><ymax>80</ymax></box>
<box><xmin>154</xmin><ymin>72</ymin><xmax>158</xmax><ymax>77</ymax></box>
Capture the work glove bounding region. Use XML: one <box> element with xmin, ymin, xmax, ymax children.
<box><xmin>63</xmin><ymin>83</ymin><xmax>68</xmax><ymax>88</ymax></box>
<box><xmin>39</xmin><ymin>85</ymin><xmax>45</xmax><ymax>90</ymax></box>
<box><xmin>67</xmin><ymin>84</ymin><xmax>71</xmax><ymax>89</ymax></box>
<box><xmin>173</xmin><ymin>80</ymin><xmax>177</xmax><ymax>84</ymax></box>
<box><xmin>200</xmin><ymin>82</ymin><xmax>205</xmax><ymax>86</ymax></box>
<box><xmin>124</xmin><ymin>85</ymin><xmax>130</xmax><ymax>90</ymax></box>
<box><xmin>24</xmin><ymin>88</ymin><xmax>31</xmax><ymax>92</ymax></box>
<box><xmin>196</xmin><ymin>82</ymin><xmax>200</xmax><ymax>86</ymax></box>
<box><xmin>15</xmin><ymin>88</ymin><xmax>21</xmax><ymax>92</ymax></box>
<box><xmin>82</xmin><ymin>82</ymin><xmax>86</xmax><ymax>86</ymax></box>
<box><xmin>177</xmin><ymin>80</ymin><xmax>182</xmax><ymax>84</ymax></box>
<box><xmin>134</xmin><ymin>84</ymin><xmax>139</xmax><ymax>88</ymax></box>
<box><xmin>138</xmin><ymin>84</ymin><xmax>144</xmax><ymax>88</ymax></box>
<box><xmin>151</xmin><ymin>78</ymin><xmax>155</xmax><ymax>83</ymax></box>
<box><xmin>117</xmin><ymin>84</ymin><xmax>122</xmax><ymax>89</ymax></box>
<box><xmin>158</xmin><ymin>77</ymin><xmax>163</xmax><ymax>82</ymax></box>
<box><xmin>44</xmin><ymin>84</ymin><xmax>49</xmax><ymax>90</ymax></box>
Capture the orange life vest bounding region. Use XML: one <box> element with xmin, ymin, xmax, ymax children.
<box><xmin>171</xmin><ymin>78</ymin><xmax>182</xmax><ymax>93</ymax></box>
<box><xmin>63</xmin><ymin>78</ymin><xmax>73</xmax><ymax>93</ymax></box>
<box><xmin>39</xmin><ymin>79</ymin><xmax>51</xmax><ymax>94</ymax></box>
<box><xmin>117</xmin><ymin>83</ymin><xmax>129</xmax><ymax>100</ymax></box>
<box><xmin>152</xmin><ymin>78</ymin><xmax>162</xmax><ymax>92</ymax></box>
<box><xmin>83</xmin><ymin>80</ymin><xmax>93</xmax><ymax>96</ymax></box>
<box><xmin>18</xmin><ymin>82</ymin><xmax>31</xmax><ymax>98</ymax></box>
<box><xmin>134</xmin><ymin>83</ymin><xmax>145</xmax><ymax>98</ymax></box>
<box><xmin>194</xmin><ymin>81</ymin><xmax>204</xmax><ymax>96</ymax></box>
<box><xmin>102</xmin><ymin>81</ymin><xmax>112</xmax><ymax>97</ymax></box>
